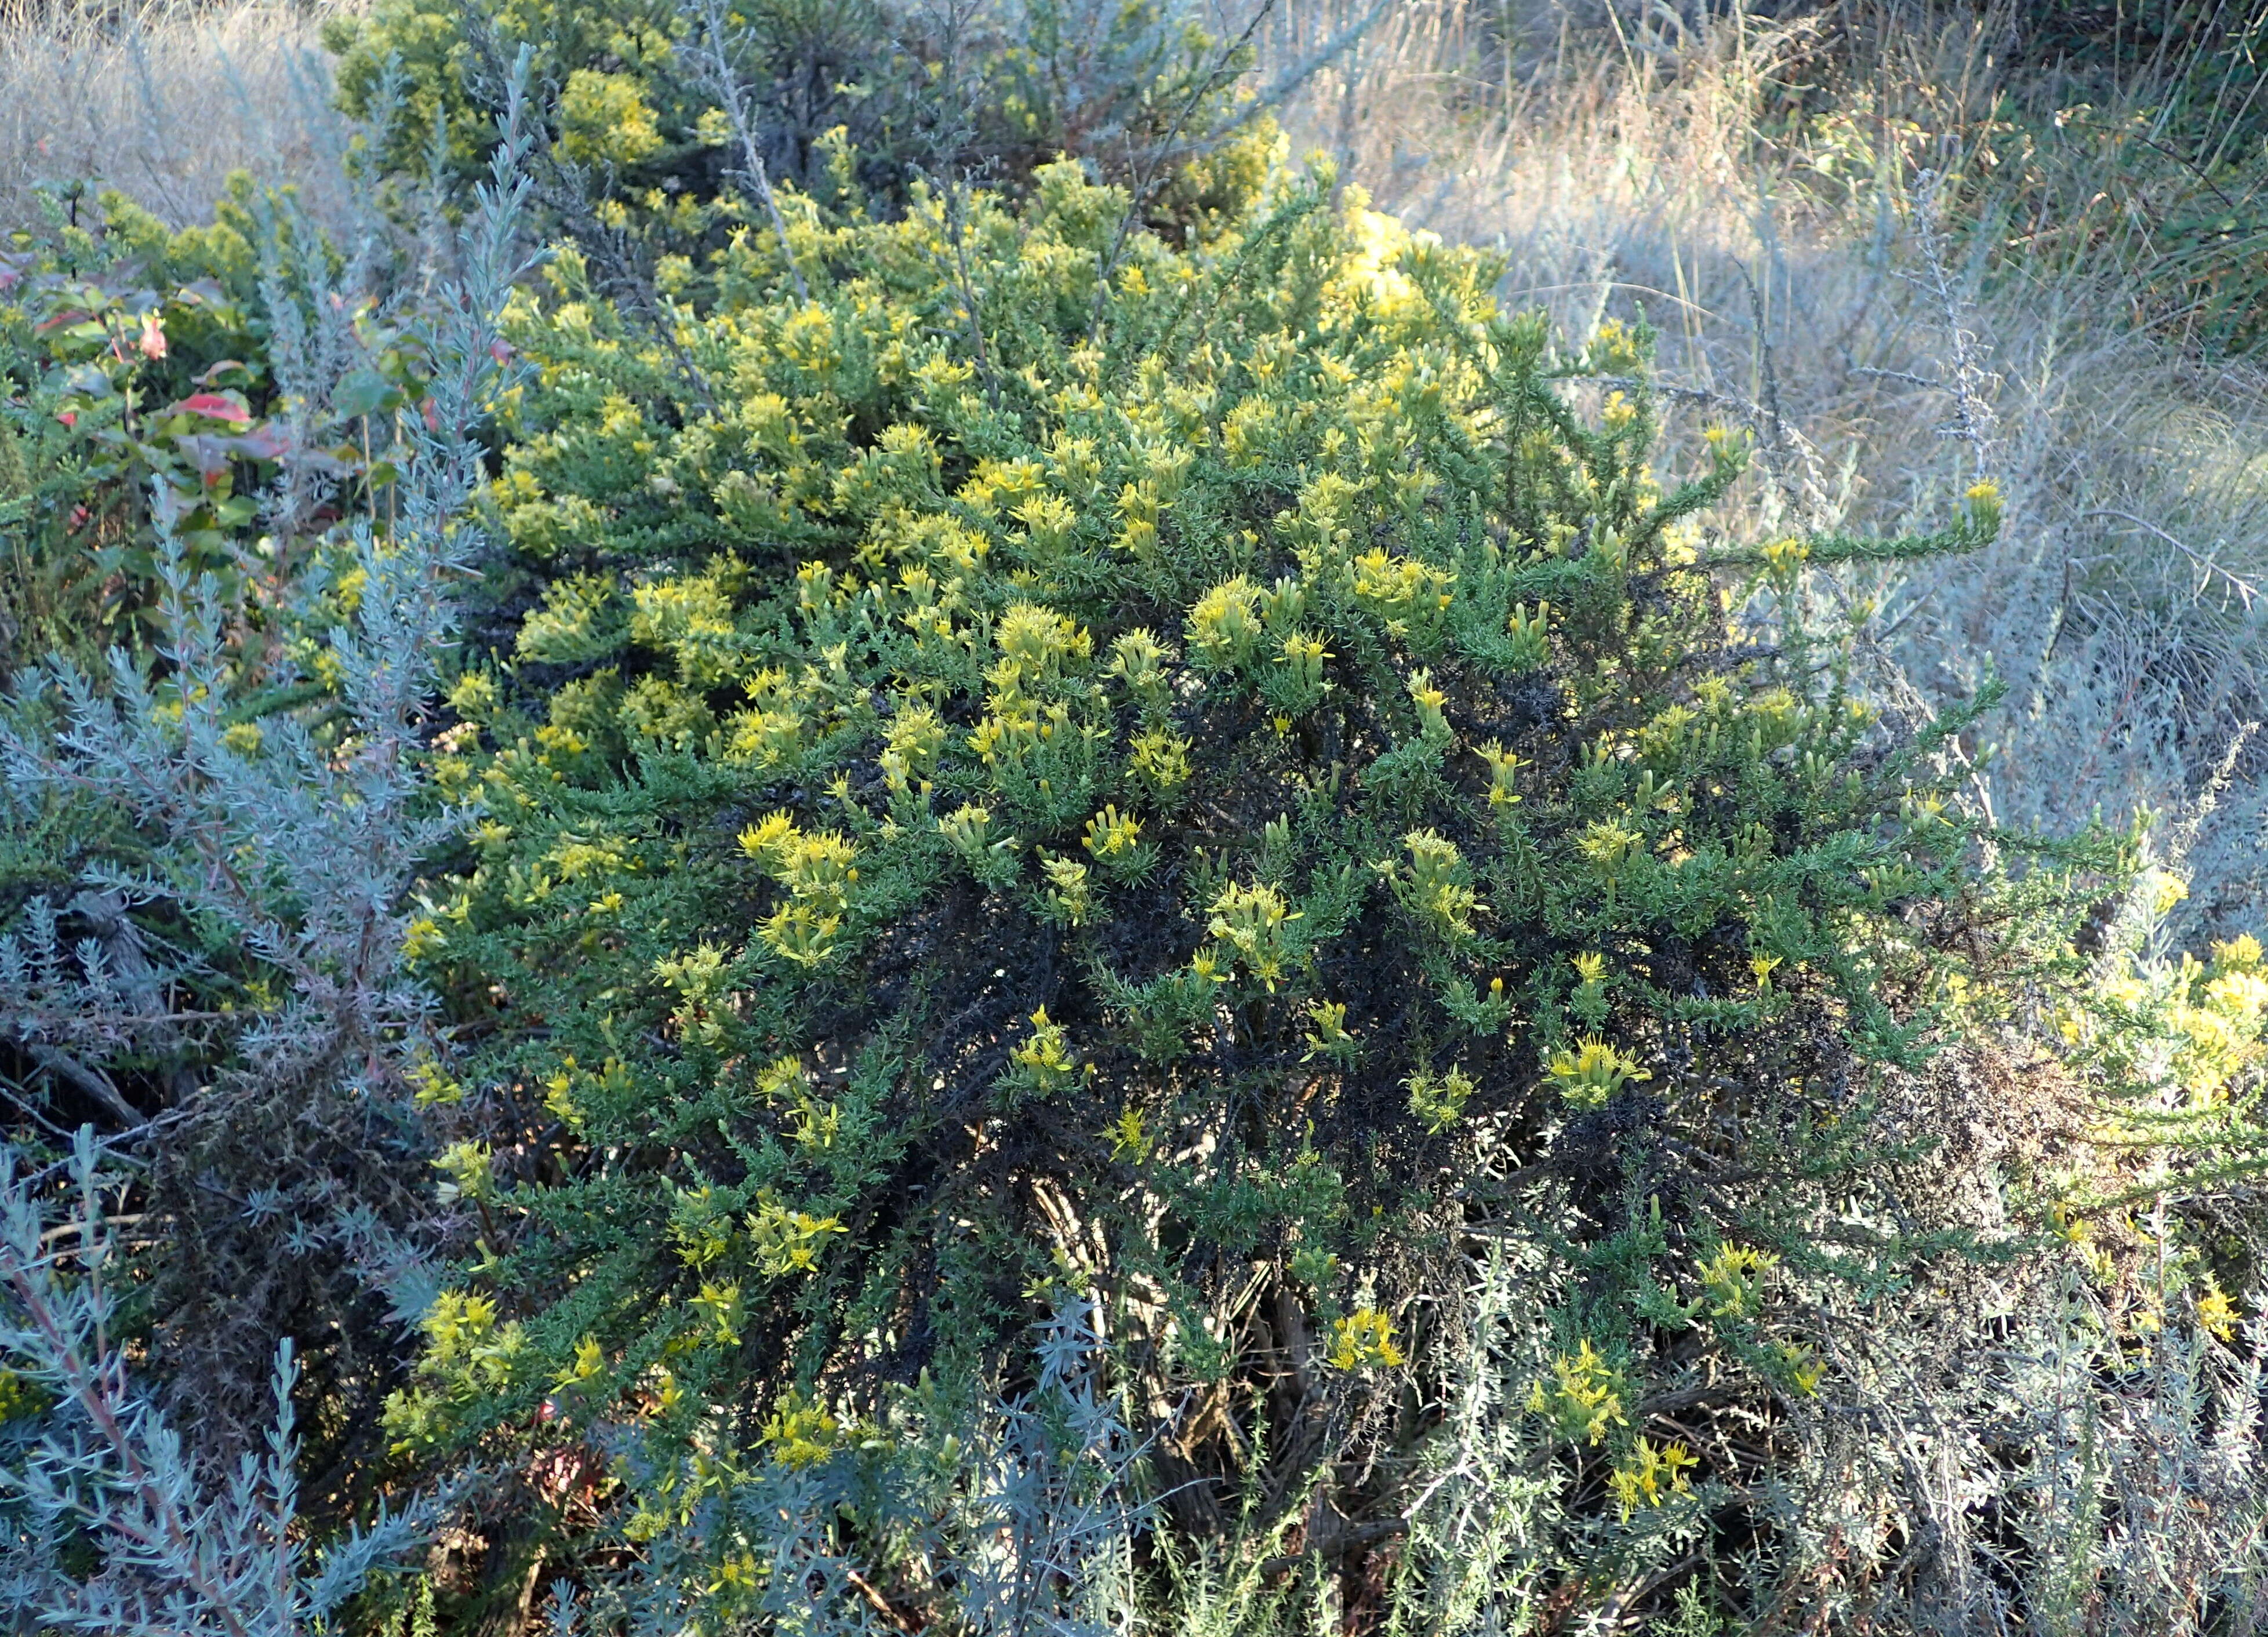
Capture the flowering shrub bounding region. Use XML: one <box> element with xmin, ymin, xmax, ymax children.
<box><xmin>368</xmin><ymin>139</ymin><xmax>2157</xmax><ymax>1622</ymax></box>
<box><xmin>6</xmin><ymin>19</ymin><xmax>2265</xmax><ymax>1627</ymax></box>
<box><xmin>327</xmin><ymin>0</ymin><xmax>1271</xmax><ymax>246</ymax></box>
<box><xmin>0</xmin><ymin>16</ymin><xmax>2249</xmax><ymax>1605</ymax></box>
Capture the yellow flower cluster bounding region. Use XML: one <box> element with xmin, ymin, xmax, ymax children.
<box><xmin>740</xmin><ymin>812</ymin><xmax>860</xmax><ymax>967</ymax></box>
<box><xmin>1328</xmin><ymin>1307</ymin><xmax>1406</xmax><ymax>1371</ymax></box>
<box><xmin>1608</xmin><ymin>1437</ymin><xmax>1698</xmax><ymax>1519</ymax></box>
<box><xmin>1528</xmin><ymin>1339</ymin><xmax>1627</xmax><ymax>1445</ymax></box>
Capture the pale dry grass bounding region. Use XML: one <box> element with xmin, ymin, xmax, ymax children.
<box><xmin>0</xmin><ymin>0</ymin><xmax>358</xmax><ymax>231</ymax></box>
<box><xmin>1266</xmin><ymin>0</ymin><xmax>2268</xmax><ymax>937</ymax></box>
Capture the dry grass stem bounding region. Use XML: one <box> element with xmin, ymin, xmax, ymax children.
<box><xmin>0</xmin><ymin>0</ymin><xmax>359</xmax><ymax>231</ymax></box>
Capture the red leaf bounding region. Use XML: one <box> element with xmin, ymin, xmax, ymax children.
<box><xmin>163</xmin><ymin>392</ymin><xmax>253</xmax><ymax>425</ymax></box>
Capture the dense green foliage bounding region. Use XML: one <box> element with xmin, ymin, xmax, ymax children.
<box><xmin>325</xmin><ymin>0</ymin><xmax>1275</xmax><ymax>271</ymax></box>
<box><xmin>6</xmin><ymin>6</ymin><xmax>2268</xmax><ymax>1632</ymax></box>
<box><xmin>364</xmin><ymin>144</ymin><xmax>2200</xmax><ymax>1620</ymax></box>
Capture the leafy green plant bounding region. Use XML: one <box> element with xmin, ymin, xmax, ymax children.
<box><xmin>0</xmin><ymin>177</ymin><xmax>428</xmax><ymax>674</ymax></box>
<box><xmin>325</xmin><ymin>0</ymin><xmax>1275</xmax><ymax>253</ymax></box>
<box><xmin>0</xmin><ymin>0</ymin><xmax>2261</xmax><ymax>1627</ymax></box>
<box><xmin>0</xmin><ymin>53</ymin><xmax>540</xmax><ymax>1530</ymax></box>
<box><xmin>373</xmin><ymin>136</ymin><xmax>2135</xmax><ymax>1622</ymax></box>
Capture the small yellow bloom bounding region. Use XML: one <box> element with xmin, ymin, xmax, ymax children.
<box><xmin>554</xmin><ymin>1334</ymin><xmax>605</xmax><ymax>1388</ymax></box>
<box><xmin>1608</xmin><ymin>1436</ymin><xmax>1697</xmax><ymax>1519</ymax></box>
<box><xmin>1760</xmin><ymin>536</ymin><xmax>1809</xmax><ymax>576</ymax></box>
<box><xmin>1011</xmin><ymin>1007</ymin><xmax>1081</xmax><ymax>1093</ymax></box>
<box><xmin>2198</xmin><ymin>1280</ymin><xmax>2241</xmax><ymax>1343</ymax></box>
<box><xmin>1526</xmin><ymin>1338</ymin><xmax>1625</xmax><ymax>1444</ymax></box>
<box><xmin>692</xmin><ymin>1282</ymin><xmax>743</xmax><ymax>1346</ymax></box>
<box><xmin>1081</xmin><ymin>804</ymin><xmax>1143</xmax><ymax>860</ymax></box>
<box><xmin>1327</xmin><ymin>1307</ymin><xmax>1405</xmax><ymax>1370</ymax></box>
<box><xmin>1103</xmin><ymin>1107</ymin><xmax>1151</xmax><ymax>1162</ymax></box>
<box><xmin>1547</xmin><ymin>1037</ymin><xmax>1649</xmax><ymax>1109</ymax></box>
